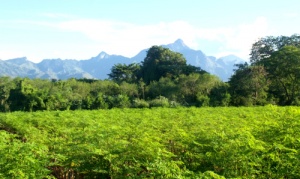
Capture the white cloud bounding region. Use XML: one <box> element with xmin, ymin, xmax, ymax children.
<box><xmin>0</xmin><ymin>17</ymin><xmax>272</xmax><ymax>62</ymax></box>
<box><xmin>216</xmin><ymin>17</ymin><xmax>270</xmax><ymax>59</ymax></box>
<box><xmin>0</xmin><ymin>50</ymin><xmax>25</xmax><ymax>60</ymax></box>
<box><xmin>56</xmin><ymin>19</ymin><xmax>200</xmax><ymax>56</ymax></box>
<box><xmin>284</xmin><ymin>12</ymin><xmax>298</xmax><ymax>18</ymax></box>
<box><xmin>54</xmin><ymin>17</ymin><xmax>271</xmax><ymax>59</ymax></box>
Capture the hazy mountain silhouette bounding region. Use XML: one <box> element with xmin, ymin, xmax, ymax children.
<box><xmin>0</xmin><ymin>39</ymin><xmax>246</xmax><ymax>81</ymax></box>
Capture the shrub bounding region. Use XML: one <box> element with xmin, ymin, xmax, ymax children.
<box><xmin>131</xmin><ymin>99</ymin><xmax>150</xmax><ymax>108</ymax></box>
<box><xmin>149</xmin><ymin>96</ymin><xmax>169</xmax><ymax>108</ymax></box>
<box><xmin>107</xmin><ymin>95</ymin><xmax>131</xmax><ymax>108</ymax></box>
<box><xmin>196</xmin><ymin>94</ymin><xmax>210</xmax><ymax>107</ymax></box>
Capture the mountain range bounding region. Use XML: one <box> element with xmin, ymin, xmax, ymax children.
<box><xmin>0</xmin><ymin>39</ymin><xmax>246</xmax><ymax>81</ymax></box>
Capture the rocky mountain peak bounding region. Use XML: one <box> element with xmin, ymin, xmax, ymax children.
<box><xmin>164</xmin><ymin>39</ymin><xmax>190</xmax><ymax>51</ymax></box>
<box><xmin>0</xmin><ymin>39</ymin><xmax>246</xmax><ymax>81</ymax></box>
<box><xmin>7</xmin><ymin>57</ymin><xmax>30</xmax><ymax>65</ymax></box>
<box><xmin>97</xmin><ymin>51</ymin><xmax>109</xmax><ymax>59</ymax></box>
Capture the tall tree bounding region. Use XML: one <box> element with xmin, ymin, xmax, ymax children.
<box><xmin>178</xmin><ymin>73</ymin><xmax>221</xmax><ymax>105</ymax></box>
<box><xmin>140</xmin><ymin>46</ymin><xmax>187</xmax><ymax>84</ymax></box>
<box><xmin>260</xmin><ymin>46</ymin><xmax>300</xmax><ymax>105</ymax></box>
<box><xmin>0</xmin><ymin>77</ymin><xmax>14</xmax><ymax>112</ymax></box>
<box><xmin>209</xmin><ymin>82</ymin><xmax>231</xmax><ymax>107</ymax></box>
<box><xmin>229</xmin><ymin>63</ymin><xmax>269</xmax><ymax>106</ymax></box>
<box><xmin>108</xmin><ymin>63</ymin><xmax>140</xmax><ymax>84</ymax></box>
<box><xmin>8</xmin><ymin>78</ymin><xmax>46</xmax><ymax>111</ymax></box>
<box><xmin>146</xmin><ymin>77</ymin><xmax>178</xmax><ymax>101</ymax></box>
<box><xmin>250</xmin><ymin>34</ymin><xmax>300</xmax><ymax>64</ymax></box>
<box><xmin>250</xmin><ymin>34</ymin><xmax>300</xmax><ymax>105</ymax></box>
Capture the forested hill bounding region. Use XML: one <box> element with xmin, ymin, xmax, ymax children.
<box><xmin>0</xmin><ymin>39</ymin><xmax>245</xmax><ymax>81</ymax></box>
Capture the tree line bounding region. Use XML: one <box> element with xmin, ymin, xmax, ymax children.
<box><xmin>0</xmin><ymin>34</ymin><xmax>299</xmax><ymax>112</ymax></box>
<box><xmin>230</xmin><ymin>34</ymin><xmax>300</xmax><ymax>106</ymax></box>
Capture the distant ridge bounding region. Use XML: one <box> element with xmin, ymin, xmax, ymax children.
<box><xmin>0</xmin><ymin>39</ymin><xmax>246</xmax><ymax>81</ymax></box>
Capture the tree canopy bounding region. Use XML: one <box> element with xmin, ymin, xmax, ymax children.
<box><xmin>250</xmin><ymin>34</ymin><xmax>300</xmax><ymax>64</ymax></box>
<box><xmin>140</xmin><ymin>46</ymin><xmax>205</xmax><ymax>84</ymax></box>
<box><xmin>229</xmin><ymin>34</ymin><xmax>300</xmax><ymax>106</ymax></box>
<box><xmin>229</xmin><ymin>63</ymin><xmax>269</xmax><ymax>106</ymax></box>
<box><xmin>260</xmin><ymin>46</ymin><xmax>300</xmax><ymax>105</ymax></box>
<box><xmin>108</xmin><ymin>63</ymin><xmax>140</xmax><ymax>84</ymax></box>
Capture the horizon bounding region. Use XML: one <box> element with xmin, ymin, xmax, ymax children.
<box><xmin>1</xmin><ymin>38</ymin><xmax>244</xmax><ymax>63</ymax></box>
<box><xmin>1</xmin><ymin>0</ymin><xmax>299</xmax><ymax>62</ymax></box>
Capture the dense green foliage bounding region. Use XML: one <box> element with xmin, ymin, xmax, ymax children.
<box><xmin>138</xmin><ymin>46</ymin><xmax>205</xmax><ymax>84</ymax></box>
<box><xmin>1</xmin><ymin>35</ymin><xmax>300</xmax><ymax>111</ymax></box>
<box><xmin>230</xmin><ymin>34</ymin><xmax>300</xmax><ymax>106</ymax></box>
<box><xmin>108</xmin><ymin>63</ymin><xmax>140</xmax><ymax>84</ymax></box>
<box><xmin>250</xmin><ymin>34</ymin><xmax>300</xmax><ymax>64</ymax></box>
<box><xmin>0</xmin><ymin>45</ymin><xmax>224</xmax><ymax>112</ymax></box>
<box><xmin>259</xmin><ymin>46</ymin><xmax>300</xmax><ymax>105</ymax></box>
<box><xmin>1</xmin><ymin>106</ymin><xmax>300</xmax><ymax>178</ymax></box>
<box><xmin>0</xmin><ymin>75</ymin><xmax>227</xmax><ymax>112</ymax></box>
<box><xmin>229</xmin><ymin>63</ymin><xmax>269</xmax><ymax>106</ymax></box>
<box><xmin>1</xmin><ymin>34</ymin><xmax>300</xmax><ymax>179</ymax></box>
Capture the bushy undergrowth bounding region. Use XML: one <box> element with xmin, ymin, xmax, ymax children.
<box><xmin>0</xmin><ymin>106</ymin><xmax>300</xmax><ymax>178</ymax></box>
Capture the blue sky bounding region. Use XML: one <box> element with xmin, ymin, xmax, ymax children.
<box><xmin>1</xmin><ymin>0</ymin><xmax>299</xmax><ymax>62</ymax></box>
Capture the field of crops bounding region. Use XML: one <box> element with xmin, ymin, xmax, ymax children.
<box><xmin>1</xmin><ymin>106</ymin><xmax>300</xmax><ymax>178</ymax></box>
